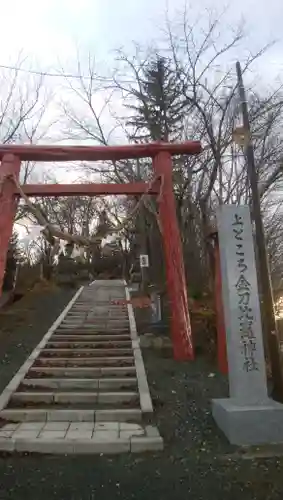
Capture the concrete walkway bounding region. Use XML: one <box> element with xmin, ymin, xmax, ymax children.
<box><xmin>0</xmin><ymin>280</ymin><xmax>163</xmax><ymax>454</ymax></box>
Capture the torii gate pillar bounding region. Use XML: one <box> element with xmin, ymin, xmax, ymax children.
<box><xmin>153</xmin><ymin>152</ymin><xmax>194</xmax><ymax>360</ymax></box>
<box><xmin>0</xmin><ymin>154</ymin><xmax>21</xmax><ymax>293</ymax></box>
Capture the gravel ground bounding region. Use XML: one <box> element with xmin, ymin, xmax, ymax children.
<box><xmin>0</xmin><ymin>288</ymin><xmax>282</xmax><ymax>499</ymax></box>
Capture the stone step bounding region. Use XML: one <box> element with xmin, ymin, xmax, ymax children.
<box><xmin>35</xmin><ymin>357</ymin><xmax>135</xmax><ymax>367</ymax></box>
<box><xmin>60</xmin><ymin>325</ymin><xmax>130</xmax><ymax>330</ymax></box>
<box><xmin>68</xmin><ymin>314</ymin><xmax>128</xmax><ymax>319</ymax></box>
<box><xmin>60</xmin><ymin>324</ymin><xmax>130</xmax><ymax>330</ymax></box>
<box><xmin>72</xmin><ymin>305</ymin><xmax>126</xmax><ymax>309</ymax></box>
<box><xmin>54</xmin><ymin>331</ymin><xmax>131</xmax><ymax>336</ymax></box>
<box><xmin>53</xmin><ymin>330</ymin><xmax>131</xmax><ymax>335</ymax></box>
<box><xmin>68</xmin><ymin>306</ymin><xmax>128</xmax><ymax>316</ymax></box>
<box><xmin>28</xmin><ymin>366</ymin><xmax>137</xmax><ymax>378</ymax></box>
<box><xmin>0</xmin><ymin>408</ymin><xmax>142</xmax><ymax>422</ymax></box>
<box><xmin>53</xmin><ymin>333</ymin><xmax>131</xmax><ymax>338</ymax></box>
<box><xmin>65</xmin><ymin>313</ymin><xmax>129</xmax><ymax>317</ymax></box>
<box><xmin>76</xmin><ymin>301</ymin><xmax>125</xmax><ymax>303</ymax></box>
<box><xmin>51</xmin><ymin>335</ymin><xmax>131</xmax><ymax>341</ymax></box>
<box><xmin>60</xmin><ymin>323</ymin><xmax>129</xmax><ymax>328</ymax></box>
<box><xmin>21</xmin><ymin>378</ymin><xmax>137</xmax><ymax>390</ymax></box>
<box><xmin>0</xmin><ymin>282</ymin><xmax>160</xmax><ymax>455</ymax></box>
<box><xmin>45</xmin><ymin>341</ymin><xmax>132</xmax><ymax>348</ymax></box>
<box><xmin>72</xmin><ymin>300</ymin><xmax>126</xmax><ymax>303</ymax></box>
<box><xmin>40</xmin><ymin>348</ymin><xmax>133</xmax><ymax>357</ymax></box>
<box><xmin>56</xmin><ymin>326</ymin><xmax>130</xmax><ymax>332</ymax></box>
<box><xmin>53</xmin><ymin>332</ymin><xmax>131</xmax><ymax>338</ymax></box>
<box><xmin>98</xmin><ymin>378</ymin><xmax>138</xmax><ymax>390</ymax></box>
<box><xmin>64</xmin><ymin>320</ymin><xmax>129</xmax><ymax>324</ymax></box>
<box><xmin>62</xmin><ymin>317</ymin><xmax>129</xmax><ymax>323</ymax></box>
<box><xmin>69</xmin><ymin>309</ymin><xmax>128</xmax><ymax>314</ymax></box>
<box><xmin>0</xmin><ymin>421</ymin><xmax>163</xmax><ymax>454</ymax></box>
<box><xmin>66</xmin><ymin>314</ymin><xmax>129</xmax><ymax>320</ymax></box>
<box><xmin>10</xmin><ymin>391</ymin><xmax>139</xmax><ymax>404</ymax></box>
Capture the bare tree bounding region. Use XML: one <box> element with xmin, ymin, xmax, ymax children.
<box><xmin>0</xmin><ymin>55</ymin><xmax>54</xmax><ymax>227</ymax></box>
<box><xmin>111</xmin><ymin>9</ymin><xmax>283</xmax><ymax>292</ymax></box>
<box><xmin>59</xmin><ymin>7</ymin><xmax>283</xmax><ymax>297</ymax></box>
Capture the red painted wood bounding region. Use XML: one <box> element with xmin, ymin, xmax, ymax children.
<box><xmin>153</xmin><ymin>152</ymin><xmax>194</xmax><ymax>360</ymax></box>
<box><xmin>13</xmin><ymin>182</ymin><xmax>159</xmax><ymax>197</ymax></box>
<box><xmin>0</xmin><ymin>141</ymin><xmax>201</xmax><ymax>162</ymax></box>
<box><xmin>214</xmin><ymin>234</ymin><xmax>228</xmax><ymax>374</ymax></box>
<box><xmin>0</xmin><ymin>155</ymin><xmax>21</xmax><ymax>295</ymax></box>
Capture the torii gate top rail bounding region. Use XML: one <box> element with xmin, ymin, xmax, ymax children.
<box><xmin>0</xmin><ymin>140</ymin><xmax>202</xmax><ymax>361</ymax></box>
<box><xmin>0</xmin><ymin>141</ymin><xmax>201</xmax><ymax>162</ymax></box>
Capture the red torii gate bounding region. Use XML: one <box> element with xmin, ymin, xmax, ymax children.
<box><xmin>0</xmin><ymin>141</ymin><xmax>201</xmax><ymax>360</ymax></box>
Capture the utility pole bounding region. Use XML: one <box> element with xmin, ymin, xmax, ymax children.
<box><xmin>136</xmin><ymin>159</ymin><xmax>149</xmax><ymax>294</ymax></box>
<box><xmin>236</xmin><ymin>61</ymin><xmax>283</xmax><ymax>402</ymax></box>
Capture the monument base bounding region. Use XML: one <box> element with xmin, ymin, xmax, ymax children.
<box><xmin>212</xmin><ymin>398</ymin><xmax>283</xmax><ymax>445</ymax></box>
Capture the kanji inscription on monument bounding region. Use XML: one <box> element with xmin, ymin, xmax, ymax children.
<box><xmin>216</xmin><ymin>205</ymin><xmax>267</xmax><ymax>402</ymax></box>
<box><xmin>212</xmin><ymin>205</ymin><xmax>283</xmax><ymax>446</ymax></box>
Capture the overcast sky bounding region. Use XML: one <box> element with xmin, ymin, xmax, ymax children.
<box><xmin>3</xmin><ymin>0</ymin><xmax>282</xmax><ymax>240</ymax></box>
<box><xmin>0</xmin><ymin>0</ymin><xmax>282</xmax><ymax>74</ymax></box>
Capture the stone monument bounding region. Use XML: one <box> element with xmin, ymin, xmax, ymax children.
<box><xmin>212</xmin><ymin>204</ymin><xmax>283</xmax><ymax>445</ymax></box>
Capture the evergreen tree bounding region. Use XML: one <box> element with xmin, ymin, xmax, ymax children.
<box><xmin>126</xmin><ymin>56</ymin><xmax>185</xmax><ymax>142</ymax></box>
<box><xmin>125</xmin><ymin>56</ymin><xmax>187</xmax><ymax>291</ymax></box>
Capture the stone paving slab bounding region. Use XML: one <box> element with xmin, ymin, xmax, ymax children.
<box><xmin>0</xmin><ymin>421</ymin><xmax>163</xmax><ymax>454</ymax></box>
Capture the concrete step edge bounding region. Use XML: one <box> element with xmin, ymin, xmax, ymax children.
<box><xmin>0</xmin><ymin>436</ymin><xmax>163</xmax><ymax>454</ymax></box>
<box><xmin>45</xmin><ymin>342</ymin><xmax>132</xmax><ymax>347</ymax></box>
<box><xmin>51</xmin><ymin>336</ymin><xmax>131</xmax><ymax>340</ymax></box>
<box><xmin>41</xmin><ymin>349</ymin><xmax>133</xmax><ymax>354</ymax></box>
<box><xmin>10</xmin><ymin>391</ymin><xmax>139</xmax><ymax>404</ymax></box>
<box><xmin>28</xmin><ymin>366</ymin><xmax>137</xmax><ymax>374</ymax></box>
<box><xmin>34</xmin><ymin>362</ymin><xmax>135</xmax><ymax>368</ymax></box>
<box><xmin>0</xmin><ymin>408</ymin><xmax>142</xmax><ymax>422</ymax></box>
<box><xmin>22</xmin><ymin>378</ymin><xmax>138</xmax><ymax>389</ymax></box>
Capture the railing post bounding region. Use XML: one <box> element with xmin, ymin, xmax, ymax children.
<box><xmin>153</xmin><ymin>152</ymin><xmax>194</xmax><ymax>360</ymax></box>
<box><xmin>0</xmin><ymin>154</ymin><xmax>21</xmax><ymax>296</ymax></box>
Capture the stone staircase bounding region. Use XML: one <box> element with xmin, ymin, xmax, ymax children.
<box><xmin>0</xmin><ymin>280</ymin><xmax>163</xmax><ymax>454</ymax></box>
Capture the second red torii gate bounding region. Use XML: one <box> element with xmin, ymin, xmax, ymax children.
<box><xmin>0</xmin><ymin>141</ymin><xmax>201</xmax><ymax>360</ymax></box>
